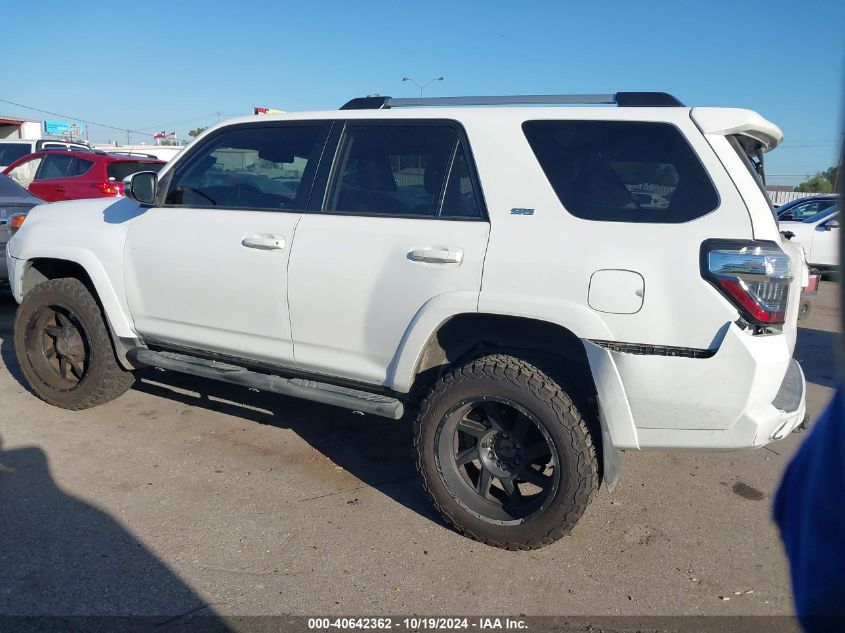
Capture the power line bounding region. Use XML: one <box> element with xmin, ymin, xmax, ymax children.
<box><xmin>136</xmin><ymin>112</ymin><xmax>221</xmax><ymax>132</ymax></box>
<box><xmin>0</xmin><ymin>96</ymin><xmax>161</xmax><ymax>139</ymax></box>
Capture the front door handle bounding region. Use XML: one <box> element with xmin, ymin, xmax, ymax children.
<box><xmin>242</xmin><ymin>235</ymin><xmax>286</xmax><ymax>251</ymax></box>
<box><xmin>408</xmin><ymin>247</ymin><xmax>464</xmax><ymax>264</ymax></box>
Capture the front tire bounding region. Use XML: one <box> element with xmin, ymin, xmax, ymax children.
<box><xmin>14</xmin><ymin>278</ymin><xmax>135</xmax><ymax>410</ymax></box>
<box><xmin>414</xmin><ymin>354</ymin><xmax>598</xmax><ymax>550</ymax></box>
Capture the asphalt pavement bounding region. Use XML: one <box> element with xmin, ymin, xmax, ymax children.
<box><xmin>0</xmin><ymin>281</ymin><xmax>839</xmax><ymax>618</ymax></box>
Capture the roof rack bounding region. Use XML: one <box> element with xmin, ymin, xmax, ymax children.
<box><xmin>340</xmin><ymin>92</ymin><xmax>684</xmax><ymax>110</ymax></box>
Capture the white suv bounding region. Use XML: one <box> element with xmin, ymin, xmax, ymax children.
<box><xmin>5</xmin><ymin>92</ymin><xmax>807</xmax><ymax>549</ymax></box>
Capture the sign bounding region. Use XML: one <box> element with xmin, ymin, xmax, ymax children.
<box><xmin>43</xmin><ymin>120</ymin><xmax>86</xmax><ymax>137</ymax></box>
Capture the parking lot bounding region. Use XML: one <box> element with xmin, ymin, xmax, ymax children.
<box><xmin>0</xmin><ymin>281</ymin><xmax>838</xmax><ymax>618</ymax></box>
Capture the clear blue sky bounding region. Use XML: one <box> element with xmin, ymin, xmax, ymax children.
<box><xmin>4</xmin><ymin>0</ymin><xmax>843</xmax><ymax>185</ymax></box>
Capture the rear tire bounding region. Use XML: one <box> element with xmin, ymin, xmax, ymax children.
<box><xmin>14</xmin><ymin>278</ymin><xmax>135</xmax><ymax>410</ymax></box>
<box><xmin>414</xmin><ymin>354</ymin><xmax>598</xmax><ymax>550</ymax></box>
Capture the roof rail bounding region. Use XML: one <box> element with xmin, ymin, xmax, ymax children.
<box><xmin>340</xmin><ymin>92</ymin><xmax>683</xmax><ymax>110</ymax></box>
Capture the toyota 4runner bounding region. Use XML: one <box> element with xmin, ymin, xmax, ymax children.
<box><xmin>5</xmin><ymin>92</ymin><xmax>807</xmax><ymax>550</ymax></box>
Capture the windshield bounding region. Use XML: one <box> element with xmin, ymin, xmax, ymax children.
<box><xmin>802</xmin><ymin>205</ymin><xmax>839</xmax><ymax>224</ymax></box>
<box><xmin>0</xmin><ymin>143</ymin><xmax>31</xmax><ymax>167</ymax></box>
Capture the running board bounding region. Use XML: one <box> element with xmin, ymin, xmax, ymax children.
<box><xmin>127</xmin><ymin>348</ymin><xmax>404</xmax><ymax>420</ymax></box>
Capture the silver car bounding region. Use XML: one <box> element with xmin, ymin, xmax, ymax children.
<box><xmin>0</xmin><ymin>174</ymin><xmax>42</xmax><ymax>282</ymax></box>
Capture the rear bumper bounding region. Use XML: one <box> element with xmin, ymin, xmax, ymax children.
<box><xmin>635</xmin><ymin>358</ymin><xmax>806</xmax><ymax>449</ymax></box>
<box><xmin>585</xmin><ymin>324</ymin><xmax>807</xmax><ymax>451</ymax></box>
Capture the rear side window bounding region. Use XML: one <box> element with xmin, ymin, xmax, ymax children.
<box><xmin>327</xmin><ymin>124</ymin><xmax>460</xmax><ymax>217</ymax></box>
<box><xmin>108</xmin><ymin>161</ymin><xmax>161</xmax><ymax>181</ymax></box>
<box><xmin>523</xmin><ymin>120</ymin><xmax>719</xmax><ymax>223</ymax></box>
<box><xmin>70</xmin><ymin>157</ymin><xmax>94</xmax><ymax>176</ymax></box>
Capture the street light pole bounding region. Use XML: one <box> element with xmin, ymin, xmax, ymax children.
<box><xmin>402</xmin><ymin>76</ymin><xmax>444</xmax><ymax>97</ymax></box>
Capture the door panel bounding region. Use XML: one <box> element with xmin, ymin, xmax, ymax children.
<box><xmin>287</xmin><ymin>120</ymin><xmax>490</xmax><ymax>385</ymax></box>
<box><xmin>288</xmin><ymin>215</ymin><xmax>489</xmax><ymax>383</ymax></box>
<box><xmin>124</xmin><ymin>208</ymin><xmax>301</xmax><ymax>362</ymax></box>
<box><xmin>123</xmin><ymin>121</ymin><xmax>331</xmax><ymax>364</ymax></box>
<box><xmin>810</xmin><ymin>217</ymin><xmax>839</xmax><ymax>266</ymax></box>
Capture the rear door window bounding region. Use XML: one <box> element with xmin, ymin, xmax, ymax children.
<box><xmin>37</xmin><ymin>154</ymin><xmax>75</xmax><ymax>180</ymax></box>
<box><xmin>523</xmin><ymin>120</ymin><xmax>719</xmax><ymax>223</ymax></box>
<box><xmin>326</xmin><ymin>123</ymin><xmax>458</xmax><ymax>217</ymax></box>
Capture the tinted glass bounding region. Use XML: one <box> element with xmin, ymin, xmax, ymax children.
<box><xmin>523</xmin><ymin>121</ymin><xmax>719</xmax><ymax>223</ymax></box>
<box><xmin>441</xmin><ymin>144</ymin><xmax>482</xmax><ymax>218</ymax></box>
<box><xmin>803</xmin><ymin>206</ymin><xmax>839</xmax><ymax>224</ymax></box>
<box><xmin>38</xmin><ymin>154</ymin><xmax>74</xmax><ymax>179</ymax></box>
<box><xmin>0</xmin><ymin>144</ymin><xmax>31</xmax><ymax>166</ymax></box>
<box><xmin>165</xmin><ymin>125</ymin><xmax>324</xmax><ymax>210</ymax></box>
<box><xmin>327</xmin><ymin>124</ymin><xmax>457</xmax><ymax>216</ymax></box>
<box><xmin>108</xmin><ymin>161</ymin><xmax>162</xmax><ymax>181</ymax></box>
<box><xmin>778</xmin><ymin>199</ymin><xmax>837</xmax><ymax>221</ymax></box>
<box><xmin>69</xmin><ymin>157</ymin><xmax>94</xmax><ymax>177</ymax></box>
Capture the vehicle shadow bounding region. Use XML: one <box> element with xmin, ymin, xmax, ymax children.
<box><xmin>0</xmin><ymin>434</ymin><xmax>230</xmax><ymax>627</ymax></box>
<box><xmin>132</xmin><ymin>368</ymin><xmax>440</xmax><ymax>524</ymax></box>
<box><xmin>794</xmin><ymin>327</ymin><xmax>840</xmax><ymax>389</ymax></box>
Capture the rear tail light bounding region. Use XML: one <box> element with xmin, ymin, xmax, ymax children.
<box><xmin>94</xmin><ymin>181</ymin><xmax>124</xmax><ymax>196</ymax></box>
<box><xmin>9</xmin><ymin>213</ymin><xmax>27</xmax><ymax>234</ymax></box>
<box><xmin>701</xmin><ymin>240</ymin><xmax>792</xmax><ymax>325</ymax></box>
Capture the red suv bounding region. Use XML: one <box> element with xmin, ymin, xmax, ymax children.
<box><xmin>2</xmin><ymin>149</ymin><xmax>165</xmax><ymax>202</ymax></box>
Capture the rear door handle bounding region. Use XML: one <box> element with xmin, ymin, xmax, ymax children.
<box><xmin>408</xmin><ymin>247</ymin><xmax>464</xmax><ymax>264</ymax></box>
<box><xmin>242</xmin><ymin>235</ymin><xmax>286</xmax><ymax>251</ymax></box>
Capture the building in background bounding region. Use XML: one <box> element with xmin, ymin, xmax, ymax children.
<box><xmin>0</xmin><ymin>116</ymin><xmax>42</xmax><ymax>140</ymax></box>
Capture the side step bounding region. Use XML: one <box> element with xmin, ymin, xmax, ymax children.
<box><xmin>128</xmin><ymin>348</ymin><xmax>404</xmax><ymax>420</ymax></box>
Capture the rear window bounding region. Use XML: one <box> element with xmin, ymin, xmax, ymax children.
<box><xmin>107</xmin><ymin>161</ymin><xmax>162</xmax><ymax>181</ymax></box>
<box><xmin>523</xmin><ymin>120</ymin><xmax>719</xmax><ymax>223</ymax></box>
<box><xmin>0</xmin><ymin>143</ymin><xmax>31</xmax><ymax>166</ymax></box>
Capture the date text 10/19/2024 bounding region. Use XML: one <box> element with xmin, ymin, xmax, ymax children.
<box><xmin>307</xmin><ymin>618</ymin><xmax>528</xmax><ymax>630</ymax></box>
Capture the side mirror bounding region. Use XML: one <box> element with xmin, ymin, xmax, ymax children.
<box><xmin>123</xmin><ymin>171</ymin><xmax>158</xmax><ymax>205</ymax></box>
<box><xmin>822</xmin><ymin>219</ymin><xmax>840</xmax><ymax>231</ymax></box>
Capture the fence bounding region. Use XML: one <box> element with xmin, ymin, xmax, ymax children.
<box><xmin>766</xmin><ymin>189</ymin><xmax>815</xmax><ymax>205</ymax></box>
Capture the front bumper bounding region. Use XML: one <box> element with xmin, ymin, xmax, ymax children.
<box><xmin>5</xmin><ymin>251</ymin><xmax>22</xmax><ymax>300</ymax></box>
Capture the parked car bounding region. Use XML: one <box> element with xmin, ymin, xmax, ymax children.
<box><xmin>780</xmin><ymin>207</ymin><xmax>840</xmax><ymax>268</ymax></box>
<box><xmin>0</xmin><ymin>174</ymin><xmax>43</xmax><ymax>282</ymax></box>
<box><xmin>776</xmin><ymin>193</ymin><xmax>839</xmax><ymax>222</ymax></box>
<box><xmin>3</xmin><ymin>150</ymin><xmax>165</xmax><ymax>202</ymax></box>
<box><xmin>0</xmin><ymin>139</ymin><xmax>90</xmax><ymax>170</ymax></box>
<box><xmin>5</xmin><ymin>92</ymin><xmax>807</xmax><ymax>549</ymax></box>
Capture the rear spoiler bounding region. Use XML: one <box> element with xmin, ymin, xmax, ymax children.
<box><xmin>690</xmin><ymin>107</ymin><xmax>783</xmax><ymax>152</ymax></box>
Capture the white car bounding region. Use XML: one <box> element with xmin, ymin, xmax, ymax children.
<box><xmin>0</xmin><ymin>139</ymin><xmax>90</xmax><ymax>170</ymax></box>
<box><xmin>5</xmin><ymin>92</ymin><xmax>807</xmax><ymax>549</ymax></box>
<box><xmin>780</xmin><ymin>207</ymin><xmax>839</xmax><ymax>268</ymax></box>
